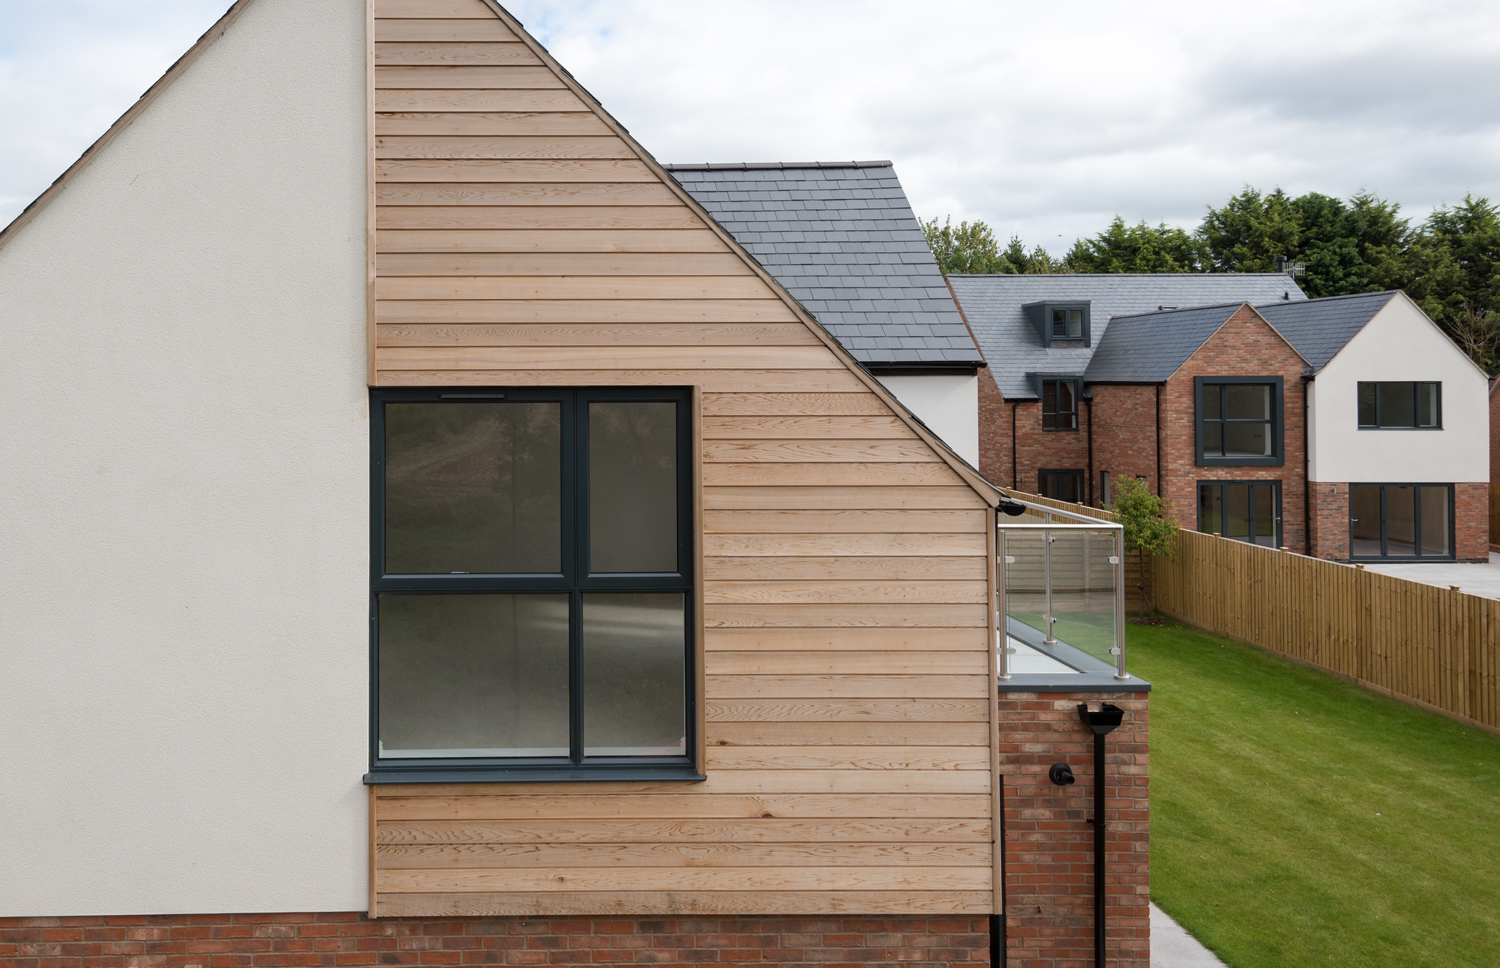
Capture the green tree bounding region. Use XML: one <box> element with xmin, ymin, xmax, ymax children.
<box><xmin>1066</xmin><ymin>216</ymin><xmax>1204</xmax><ymax>273</ymax></box>
<box><xmin>1408</xmin><ymin>194</ymin><xmax>1500</xmax><ymax>325</ymax></box>
<box><xmin>919</xmin><ymin>216</ymin><xmax>1007</xmax><ymax>274</ymax></box>
<box><xmin>1199</xmin><ymin>186</ymin><xmax>1302</xmax><ymax>273</ymax></box>
<box><xmin>1108</xmin><ymin>476</ymin><xmax>1178</xmax><ymax>619</ymax></box>
<box><xmin>920</xmin><ymin>216</ymin><xmax>1068</xmax><ymax>275</ymax></box>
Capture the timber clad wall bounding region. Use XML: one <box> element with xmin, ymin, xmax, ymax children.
<box><xmin>369</xmin><ymin>0</ymin><xmax>997</xmax><ymax>919</ymax></box>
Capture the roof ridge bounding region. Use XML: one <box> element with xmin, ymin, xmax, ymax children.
<box><xmin>664</xmin><ymin>161</ymin><xmax>893</xmax><ymax>171</ymax></box>
<box><xmin>1110</xmin><ymin>301</ymin><xmax>1246</xmax><ymax>321</ymax></box>
<box><xmin>1257</xmin><ymin>289</ymin><xmax>1399</xmax><ymax>307</ymax></box>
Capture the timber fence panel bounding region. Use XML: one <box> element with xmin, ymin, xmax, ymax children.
<box><xmin>1152</xmin><ymin>529</ymin><xmax>1500</xmax><ymax>733</ymax></box>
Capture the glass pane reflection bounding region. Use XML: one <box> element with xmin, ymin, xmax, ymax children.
<box><xmin>583</xmin><ymin>593</ymin><xmax>687</xmax><ymax>757</ymax></box>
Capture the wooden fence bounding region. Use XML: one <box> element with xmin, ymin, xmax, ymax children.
<box><xmin>1154</xmin><ymin>529</ymin><xmax>1500</xmax><ymax>731</ymax></box>
<box><xmin>1003</xmin><ymin>488</ymin><xmax>1500</xmax><ymax>732</ymax></box>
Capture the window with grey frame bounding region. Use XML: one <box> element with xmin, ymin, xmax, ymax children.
<box><xmin>368</xmin><ymin>387</ymin><xmax>697</xmax><ymax>783</ymax></box>
<box><xmin>1350</xmin><ymin>483</ymin><xmax>1452</xmax><ymax>559</ymax></box>
<box><xmin>1042</xmin><ymin>379</ymin><xmax>1078</xmax><ymax>430</ymax></box>
<box><xmin>1198</xmin><ymin>481</ymin><xmax>1280</xmax><ymax>547</ymax></box>
<box><xmin>1358</xmin><ymin>382</ymin><xmax>1440</xmax><ymax>429</ymax></box>
<box><xmin>1195</xmin><ymin>376</ymin><xmax>1283</xmax><ymax>466</ymax></box>
<box><xmin>1051</xmin><ymin>307</ymin><xmax>1084</xmax><ymax>339</ymax></box>
<box><xmin>1039</xmin><ymin>469</ymin><xmax>1084</xmax><ymax>503</ymax></box>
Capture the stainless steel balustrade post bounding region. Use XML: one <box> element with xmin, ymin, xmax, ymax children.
<box><xmin>1113</xmin><ymin>528</ymin><xmax>1129</xmax><ymax>680</ymax></box>
<box><xmin>1043</xmin><ymin>527</ymin><xmax>1056</xmax><ymax>645</ymax></box>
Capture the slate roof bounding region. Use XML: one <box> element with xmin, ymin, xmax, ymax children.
<box><xmin>1084</xmin><ymin>304</ymin><xmax>1263</xmax><ymax>383</ymax></box>
<box><xmin>664</xmin><ymin>161</ymin><xmax>982</xmax><ymax>367</ymax></box>
<box><xmin>1255</xmin><ymin>290</ymin><xmax>1398</xmax><ymax>372</ymax></box>
<box><xmin>947</xmin><ymin>273</ymin><xmax>1307</xmax><ymax>399</ymax></box>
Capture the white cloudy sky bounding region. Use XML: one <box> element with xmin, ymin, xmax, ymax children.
<box><xmin>2</xmin><ymin>0</ymin><xmax>1499</xmax><ymax>254</ymax></box>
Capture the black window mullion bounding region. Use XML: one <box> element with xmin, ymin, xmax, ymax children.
<box><xmin>1379</xmin><ymin>486</ymin><xmax>1388</xmax><ymax>557</ymax></box>
<box><xmin>569</xmin><ymin>589</ymin><xmax>584</xmax><ymax>764</ymax></box>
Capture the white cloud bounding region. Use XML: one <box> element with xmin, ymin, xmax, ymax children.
<box><xmin>3</xmin><ymin>0</ymin><xmax>1499</xmax><ymax>251</ymax></box>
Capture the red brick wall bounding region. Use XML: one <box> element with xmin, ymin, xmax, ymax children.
<box><xmin>0</xmin><ymin>914</ymin><xmax>991</xmax><ymax>968</ymax></box>
<box><xmin>977</xmin><ymin>367</ymin><xmax>1011</xmax><ymax>487</ymax></box>
<box><xmin>998</xmin><ymin>690</ymin><xmax>1149</xmax><ymax>968</ymax></box>
<box><xmin>1090</xmin><ymin>385</ymin><xmax>1160</xmax><ymax>502</ymax></box>
<box><xmin>1307</xmin><ymin>482</ymin><xmax>1349</xmax><ymax>560</ymax></box>
<box><xmin>1457</xmin><ymin>481</ymin><xmax>1489</xmax><ymax>562</ymax></box>
<box><xmin>1160</xmin><ymin>307</ymin><xmax>1309</xmax><ymax>553</ymax></box>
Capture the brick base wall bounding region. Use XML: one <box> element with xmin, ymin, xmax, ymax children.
<box><xmin>0</xmin><ymin>915</ymin><xmax>992</xmax><ymax>968</ymax></box>
<box><xmin>1308</xmin><ymin>481</ymin><xmax>1349</xmax><ymax>560</ymax></box>
<box><xmin>998</xmin><ymin>691</ymin><xmax>1149</xmax><ymax>968</ymax></box>
<box><xmin>1308</xmin><ymin>481</ymin><xmax>1488</xmax><ymax>562</ymax></box>
<box><xmin>1456</xmin><ymin>482</ymin><xmax>1489</xmax><ymax>562</ymax></box>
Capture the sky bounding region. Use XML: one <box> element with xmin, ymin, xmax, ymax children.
<box><xmin>2</xmin><ymin>0</ymin><xmax>1499</xmax><ymax>255</ymax></box>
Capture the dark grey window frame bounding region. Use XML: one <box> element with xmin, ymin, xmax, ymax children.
<box><xmin>1357</xmin><ymin>381</ymin><xmax>1442</xmax><ymax>430</ymax></box>
<box><xmin>1022</xmin><ymin>301</ymin><xmax>1092</xmax><ymax>347</ymax></box>
<box><xmin>1038</xmin><ymin>468</ymin><xmax>1085</xmax><ymax>503</ymax></box>
<box><xmin>1041</xmin><ymin>378</ymin><xmax>1079</xmax><ymax>432</ymax></box>
<box><xmin>1196</xmin><ymin>480</ymin><xmax>1282</xmax><ymax>548</ymax></box>
<box><xmin>1194</xmin><ymin>376</ymin><xmax>1284</xmax><ymax>467</ymax></box>
<box><xmin>1348</xmin><ymin>482</ymin><xmax>1455</xmax><ymax>561</ymax></box>
<box><xmin>366</xmin><ymin>387</ymin><xmax>700</xmax><ymax>785</ymax></box>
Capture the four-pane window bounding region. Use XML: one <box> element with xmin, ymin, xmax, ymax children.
<box><xmin>370</xmin><ymin>388</ymin><xmax>695</xmax><ymax>778</ymax></box>
<box><xmin>1041</xmin><ymin>379</ymin><xmax>1078</xmax><ymax>430</ymax></box>
<box><xmin>1051</xmin><ymin>308</ymin><xmax>1084</xmax><ymax>339</ymax></box>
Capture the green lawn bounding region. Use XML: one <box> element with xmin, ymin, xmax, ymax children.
<box><xmin>1130</xmin><ymin>620</ymin><xmax>1500</xmax><ymax>968</ymax></box>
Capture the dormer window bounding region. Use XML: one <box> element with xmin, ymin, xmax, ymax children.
<box><xmin>1023</xmin><ymin>301</ymin><xmax>1092</xmax><ymax>347</ymax></box>
<box><xmin>1052</xmin><ymin>307</ymin><xmax>1084</xmax><ymax>339</ymax></box>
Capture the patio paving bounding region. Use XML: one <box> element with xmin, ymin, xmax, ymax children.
<box><xmin>1359</xmin><ymin>551</ymin><xmax>1500</xmax><ymax>598</ymax></box>
<box><xmin>1151</xmin><ymin>902</ymin><xmax>1229</xmax><ymax>967</ymax></box>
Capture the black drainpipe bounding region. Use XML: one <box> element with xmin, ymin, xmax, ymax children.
<box><xmin>1303</xmin><ymin>374</ymin><xmax>1313</xmax><ymax>553</ymax></box>
<box><xmin>991</xmin><ymin>774</ymin><xmax>1007</xmax><ymax>967</ymax></box>
<box><xmin>1080</xmin><ymin>703</ymin><xmax>1124</xmax><ymax>967</ymax></box>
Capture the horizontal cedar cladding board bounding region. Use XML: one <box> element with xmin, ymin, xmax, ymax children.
<box><xmin>375</xmin><ymin>113</ymin><xmax>613</xmax><ymax>136</ymax></box>
<box><xmin>702</xmin><ymin>509</ymin><xmax>988</xmax><ymax>532</ymax></box>
<box><xmin>376</xmin><ymin>300</ymin><xmax>796</xmax><ymax>324</ymax></box>
<box><xmin>703</xmin><ymin>532</ymin><xmax>986</xmax><ymax>557</ymax></box>
<box><xmin>373</xmin><ymin>276</ymin><xmax>771</xmax><ymax>299</ymax></box>
<box><xmin>375</xmin><ymin>0</ymin><xmax>496</xmax><ymax>18</ymax></box>
<box><xmin>704</xmin><ymin>699</ymin><xmax>991</xmax><ymax>722</ymax></box>
<box><xmin>374</xmin><ymin>891</ymin><xmax>993</xmax><ymax>918</ymax></box>
<box><xmin>705</xmin><ymin>651</ymin><xmax>990</xmax><ymax>675</ymax></box>
<box><xmin>377</xmin><ymin>206</ymin><xmax>701</xmax><ymax>229</ymax></box>
<box><xmin>374</xmin><ymin>20</ymin><xmax>519</xmax><ymax>42</ymax></box>
<box><xmin>375</xmin><ymin>793</ymin><xmax>993</xmax><ymax>820</ymax></box>
<box><xmin>374</xmin><ymin>347</ymin><xmax>839</xmax><ymax>369</ymax></box>
<box><xmin>702</xmin><ymin>464</ymin><xmax>966</xmax><ymax>486</ymax></box>
<box><xmin>703</xmin><ymin>604</ymin><xmax>989</xmax><ymax>628</ymax></box>
<box><xmin>374</xmin><ymin>66</ymin><xmax>566</xmax><ymax>88</ymax></box>
<box><xmin>704</xmin><ymin>485</ymin><xmax>987</xmax><ymax>509</ymax></box>
<box><xmin>707</xmin><ymin>722</ymin><xmax>993</xmax><ymax>745</ymax></box>
<box><xmin>710</xmin><ymin>748</ymin><xmax>988</xmax><ymax>771</ymax></box>
<box><xmin>375</xmin><ymin>90</ymin><xmax>589</xmax><ymax>112</ymax></box>
<box><xmin>378</xmin><ymin>229</ymin><xmax>729</xmax><ymax>253</ymax></box>
<box><xmin>703</xmin><ymin>628</ymin><xmax>989</xmax><ymax>651</ymax></box>
<box><xmin>376</xmin><ymin>323</ymin><xmax>817</xmax><ymax>346</ymax></box>
<box><xmin>374</xmin><ymin>42</ymin><xmax>542</xmax><ymax>66</ymax></box>
<box><xmin>375</xmin><ymin>818</ymin><xmax>993</xmax><ymax>844</ymax></box>
<box><xmin>375</xmin><ymin>841</ymin><xmax>991</xmax><ymax>867</ymax></box>
<box><xmin>702</xmin><ymin>415</ymin><xmax>915</xmax><ymax>439</ymax></box>
<box><xmin>702</xmin><ymin>392</ymin><xmax>891</xmax><ymax>416</ymax></box>
<box><xmin>377</xmin><ymin>183</ymin><xmax>687</xmax><ymax>205</ymax></box>
<box><xmin>702</xmin><ymin>580</ymin><xmax>988</xmax><ymax>604</ymax></box>
<box><xmin>703</xmin><ymin>557</ymin><xmax>987</xmax><ymax>581</ymax></box>
<box><xmin>703</xmin><ymin>674</ymin><xmax>992</xmax><ymax>699</ymax></box>
<box><xmin>378</xmin><ymin>160</ymin><xmax>659</xmax><ymax>182</ymax></box>
<box><xmin>701</xmin><ymin>440</ymin><xmax>943</xmax><ymax>463</ymax></box>
<box><xmin>375</xmin><ymin>137</ymin><xmax>634</xmax><ymax>160</ymax></box>
<box><xmin>375</xmin><ymin>867</ymin><xmax>992</xmax><ymax>893</ymax></box>
<box><xmin>374</xmin><ymin>371</ymin><xmax>868</xmax><ymax>391</ymax></box>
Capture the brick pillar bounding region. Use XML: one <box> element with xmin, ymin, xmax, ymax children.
<box><xmin>998</xmin><ymin>690</ymin><xmax>1149</xmax><ymax>968</ymax></box>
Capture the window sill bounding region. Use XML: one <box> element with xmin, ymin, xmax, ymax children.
<box><xmin>364</xmin><ymin>766</ymin><xmax>706</xmax><ymax>785</ymax></box>
<box><xmin>1356</xmin><ymin>426</ymin><xmax>1442</xmax><ymax>431</ymax></box>
<box><xmin>1195</xmin><ymin>457</ymin><xmax>1284</xmax><ymax>467</ymax></box>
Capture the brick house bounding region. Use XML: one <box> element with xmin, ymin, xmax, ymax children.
<box><xmin>947</xmin><ymin>273</ymin><xmax>1306</xmax><ymax>502</ymax></box>
<box><xmin>0</xmin><ymin>2</ymin><xmax>1150</xmax><ymax>968</ymax></box>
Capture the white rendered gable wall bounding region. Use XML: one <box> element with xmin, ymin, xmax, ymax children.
<box><xmin>0</xmin><ymin>0</ymin><xmax>369</xmax><ymax>916</ymax></box>
<box><xmin>876</xmin><ymin>374</ymin><xmax>981</xmax><ymax>467</ymax></box>
<box><xmin>1308</xmin><ymin>295</ymin><xmax>1489</xmax><ymax>484</ymax></box>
